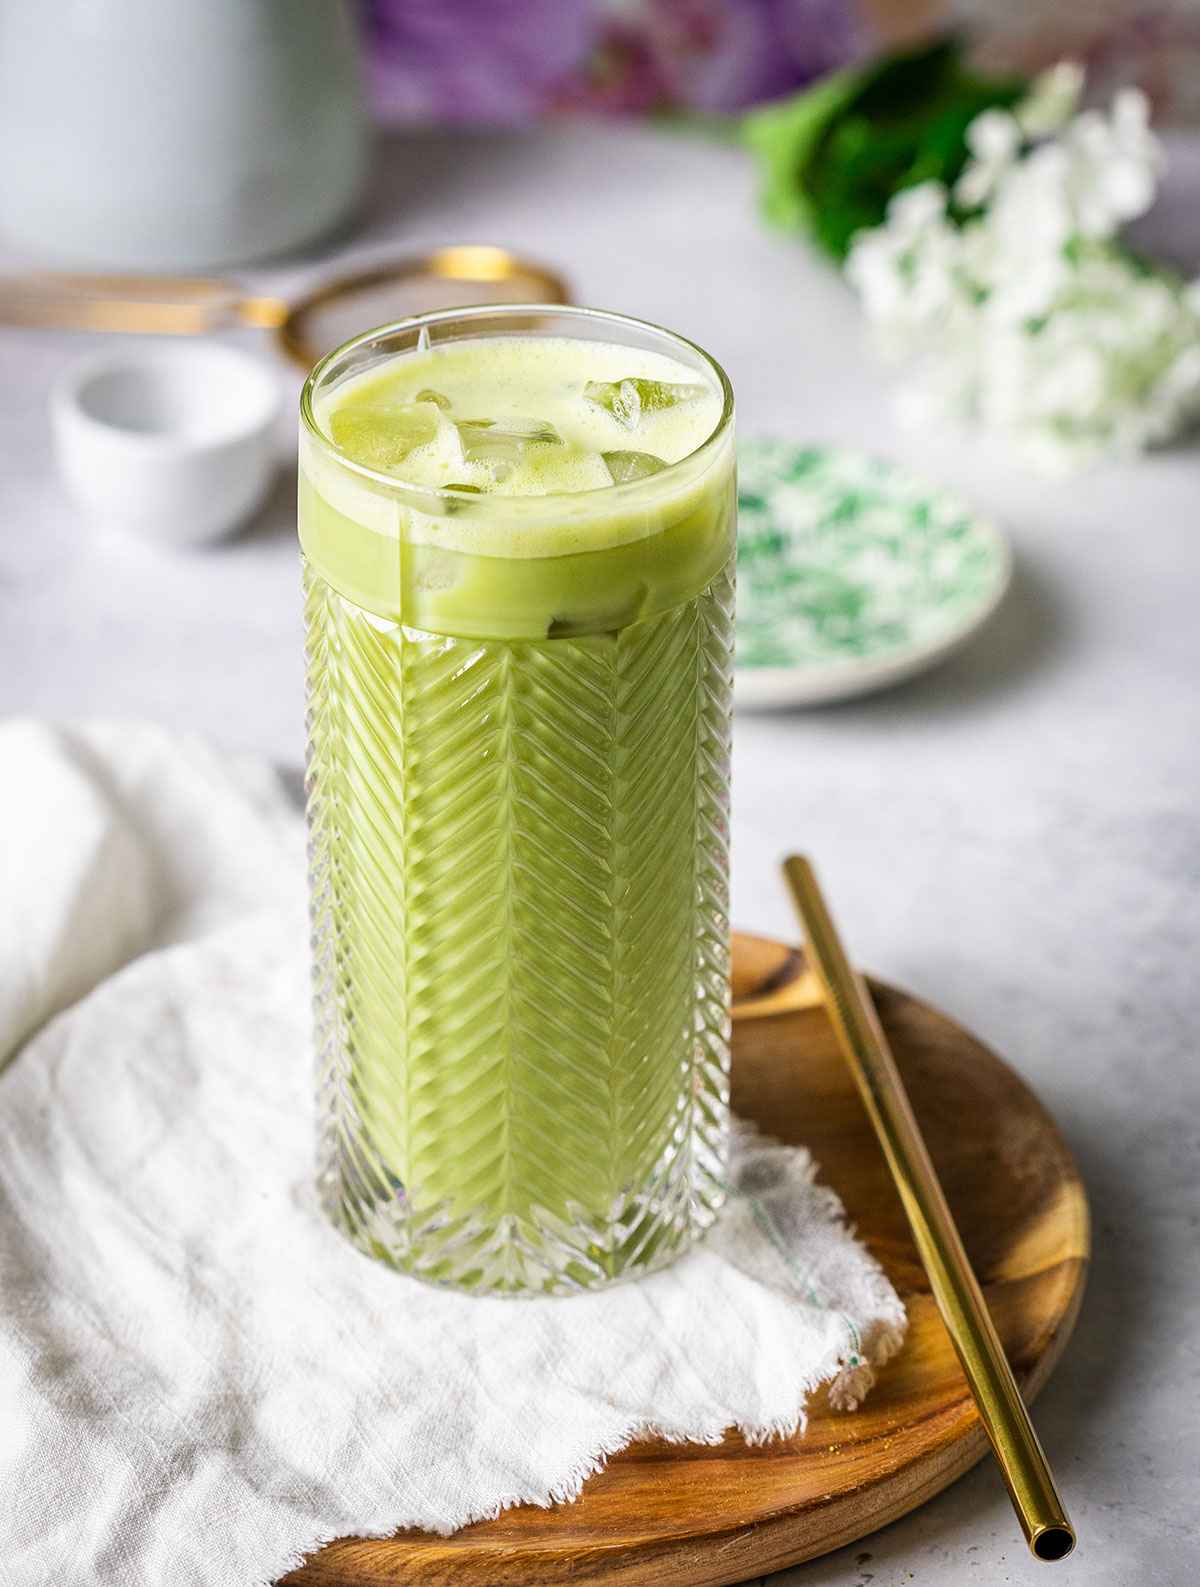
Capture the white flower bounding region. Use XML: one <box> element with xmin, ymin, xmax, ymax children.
<box><xmin>842</xmin><ymin>73</ymin><xmax>1199</xmax><ymax>471</ymax></box>
<box><xmin>956</xmin><ymin>108</ymin><xmax>1022</xmax><ymax>208</ymax></box>
<box><xmin>1016</xmin><ymin>62</ymin><xmax>1085</xmax><ymax>137</ymax></box>
<box><xmin>886</xmin><ymin>180</ymin><xmax>951</xmax><ymax>237</ymax></box>
<box><xmin>846</xmin><ymin>183</ymin><xmax>968</xmax><ymax>355</ymax></box>
<box><xmin>1063</xmin><ymin>90</ymin><xmax>1162</xmax><ymax>237</ymax></box>
<box><xmin>981</xmin><ymin>144</ymin><xmax>1075</xmax><ymax>313</ymax></box>
<box><xmin>982</xmin><ymin>246</ymin><xmax>1200</xmax><ymax>466</ymax></box>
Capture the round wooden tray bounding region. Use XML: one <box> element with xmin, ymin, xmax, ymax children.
<box><xmin>284</xmin><ymin>932</ymin><xmax>1089</xmax><ymax>1587</ymax></box>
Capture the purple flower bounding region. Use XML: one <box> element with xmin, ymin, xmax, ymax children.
<box><xmin>362</xmin><ymin>0</ymin><xmax>866</xmax><ymax>123</ymax></box>
<box><xmin>638</xmin><ymin>0</ymin><xmax>865</xmax><ymax>114</ymax></box>
<box><xmin>363</xmin><ymin>0</ymin><xmax>597</xmax><ymax>123</ymax></box>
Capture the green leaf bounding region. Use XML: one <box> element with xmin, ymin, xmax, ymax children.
<box><xmin>744</xmin><ymin>59</ymin><xmax>875</xmax><ymax>234</ymax></box>
<box><xmin>743</xmin><ymin>36</ymin><xmax>1026</xmax><ymax>261</ymax></box>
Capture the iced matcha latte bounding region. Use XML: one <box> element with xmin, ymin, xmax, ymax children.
<box><xmin>300</xmin><ymin>306</ymin><xmax>735</xmax><ymax>1293</ymax></box>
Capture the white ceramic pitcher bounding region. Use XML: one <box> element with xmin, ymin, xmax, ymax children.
<box><xmin>0</xmin><ymin>0</ymin><xmax>368</xmax><ymax>269</ymax></box>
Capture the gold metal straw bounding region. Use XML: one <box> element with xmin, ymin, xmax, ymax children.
<box><xmin>782</xmin><ymin>855</ymin><xmax>1075</xmax><ymax>1562</ymax></box>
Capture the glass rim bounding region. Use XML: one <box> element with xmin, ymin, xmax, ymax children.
<box><xmin>299</xmin><ymin>302</ymin><xmax>735</xmax><ymax>508</ymax></box>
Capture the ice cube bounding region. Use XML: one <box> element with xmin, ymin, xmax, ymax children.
<box><xmin>602</xmin><ymin>449</ymin><xmax>667</xmax><ymax>483</ymax></box>
<box><xmin>417</xmin><ymin>388</ymin><xmax>452</xmax><ymax>410</ymax></box>
<box><xmin>443</xmin><ymin>482</ymin><xmax>484</xmax><ymax>514</ymax></box>
<box><xmin>329</xmin><ymin>401</ymin><xmax>441</xmax><ymax>470</ymax></box>
<box><xmin>583</xmin><ymin>378</ymin><xmax>708</xmax><ymax>430</ymax></box>
<box><xmin>456</xmin><ymin>416</ymin><xmax>562</xmax><ymax>464</ymax></box>
<box><xmin>548</xmin><ymin>582</ymin><xmax>649</xmax><ymax>637</ymax></box>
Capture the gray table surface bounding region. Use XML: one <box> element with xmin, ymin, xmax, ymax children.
<box><xmin>2</xmin><ymin>121</ymin><xmax>1198</xmax><ymax>1587</ymax></box>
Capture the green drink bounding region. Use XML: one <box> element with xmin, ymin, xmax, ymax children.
<box><xmin>300</xmin><ymin>306</ymin><xmax>735</xmax><ymax>1294</ymax></box>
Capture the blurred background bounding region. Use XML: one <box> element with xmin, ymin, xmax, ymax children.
<box><xmin>358</xmin><ymin>0</ymin><xmax>1200</xmax><ymax>122</ymax></box>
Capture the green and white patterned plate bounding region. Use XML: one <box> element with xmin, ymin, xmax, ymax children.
<box><xmin>735</xmin><ymin>441</ymin><xmax>1011</xmax><ymax>707</ymax></box>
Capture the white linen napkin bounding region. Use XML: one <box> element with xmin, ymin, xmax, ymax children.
<box><xmin>0</xmin><ymin>720</ymin><xmax>905</xmax><ymax>1587</ymax></box>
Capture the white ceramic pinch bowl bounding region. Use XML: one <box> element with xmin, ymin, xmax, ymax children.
<box><xmin>52</xmin><ymin>342</ymin><xmax>281</xmax><ymax>546</ymax></box>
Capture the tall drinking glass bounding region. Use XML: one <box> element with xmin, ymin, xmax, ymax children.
<box><xmin>299</xmin><ymin>305</ymin><xmax>735</xmax><ymax>1294</ymax></box>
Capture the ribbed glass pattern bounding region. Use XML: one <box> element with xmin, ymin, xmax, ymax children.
<box><xmin>305</xmin><ymin>560</ymin><xmax>734</xmax><ymax>1294</ymax></box>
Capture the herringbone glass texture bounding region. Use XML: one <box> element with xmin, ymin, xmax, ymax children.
<box><xmin>305</xmin><ymin>559</ymin><xmax>734</xmax><ymax>1294</ymax></box>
